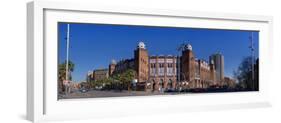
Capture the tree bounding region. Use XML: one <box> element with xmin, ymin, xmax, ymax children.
<box><xmin>90</xmin><ymin>77</ymin><xmax>114</xmax><ymax>90</ymax></box>
<box><xmin>58</xmin><ymin>60</ymin><xmax>75</xmax><ymax>93</ymax></box>
<box><xmin>88</xmin><ymin>80</ymin><xmax>95</xmax><ymax>89</ymax></box>
<box><xmin>112</xmin><ymin>74</ymin><xmax>122</xmax><ymax>91</ymax></box>
<box><xmin>99</xmin><ymin>69</ymin><xmax>136</xmax><ymax>91</ymax></box>
<box><xmin>120</xmin><ymin>69</ymin><xmax>136</xmax><ymax>91</ymax></box>
<box><xmin>233</xmin><ymin>56</ymin><xmax>255</xmax><ymax>91</ymax></box>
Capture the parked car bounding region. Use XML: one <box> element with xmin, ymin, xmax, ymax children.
<box><xmin>79</xmin><ymin>87</ymin><xmax>88</xmax><ymax>93</ymax></box>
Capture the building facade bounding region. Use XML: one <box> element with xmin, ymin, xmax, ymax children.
<box><xmin>110</xmin><ymin>58</ymin><xmax>135</xmax><ymax>75</ymax></box>
<box><xmin>86</xmin><ymin>71</ymin><xmax>94</xmax><ymax>82</ymax></box>
<box><xmin>181</xmin><ymin>44</ymin><xmax>216</xmax><ymax>88</ymax></box>
<box><xmin>134</xmin><ymin>42</ymin><xmax>149</xmax><ymax>83</ymax></box>
<box><xmin>108</xmin><ymin>60</ymin><xmax>117</xmax><ymax>76</ymax></box>
<box><xmin>94</xmin><ymin>68</ymin><xmax>109</xmax><ymax>81</ymax></box>
<box><xmin>107</xmin><ymin>42</ymin><xmax>149</xmax><ymax>90</ymax></box>
<box><xmin>104</xmin><ymin>42</ymin><xmax>227</xmax><ymax>91</ymax></box>
<box><xmin>148</xmin><ymin>55</ymin><xmax>177</xmax><ymax>91</ymax></box>
<box><xmin>87</xmin><ymin>68</ymin><xmax>109</xmax><ymax>82</ymax></box>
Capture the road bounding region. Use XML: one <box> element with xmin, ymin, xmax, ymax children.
<box><xmin>58</xmin><ymin>87</ymin><xmax>245</xmax><ymax>99</ymax></box>
<box><xmin>58</xmin><ymin>89</ymin><xmax>177</xmax><ymax>99</ymax></box>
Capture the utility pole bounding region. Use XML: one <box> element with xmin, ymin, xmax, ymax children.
<box><xmin>249</xmin><ymin>32</ymin><xmax>255</xmax><ymax>90</ymax></box>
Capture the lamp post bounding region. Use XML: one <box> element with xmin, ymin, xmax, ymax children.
<box><xmin>249</xmin><ymin>32</ymin><xmax>255</xmax><ymax>91</ymax></box>
<box><xmin>65</xmin><ymin>24</ymin><xmax>70</xmax><ymax>94</ymax></box>
<box><xmin>132</xmin><ymin>79</ymin><xmax>138</xmax><ymax>91</ymax></box>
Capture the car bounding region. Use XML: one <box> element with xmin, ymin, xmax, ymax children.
<box><xmin>79</xmin><ymin>88</ymin><xmax>88</xmax><ymax>93</ymax></box>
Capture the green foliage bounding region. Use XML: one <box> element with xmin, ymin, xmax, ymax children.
<box><xmin>90</xmin><ymin>69</ymin><xmax>136</xmax><ymax>90</ymax></box>
<box><xmin>58</xmin><ymin>60</ymin><xmax>75</xmax><ymax>93</ymax></box>
<box><xmin>121</xmin><ymin>69</ymin><xmax>136</xmax><ymax>83</ymax></box>
<box><xmin>58</xmin><ymin>60</ymin><xmax>75</xmax><ymax>82</ymax></box>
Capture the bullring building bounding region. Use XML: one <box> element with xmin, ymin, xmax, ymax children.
<box><xmin>108</xmin><ymin>42</ymin><xmax>223</xmax><ymax>91</ymax></box>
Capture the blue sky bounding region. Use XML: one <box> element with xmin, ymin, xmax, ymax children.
<box><xmin>58</xmin><ymin>22</ymin><xmax>259</xmax><ymax>82</ymax></box>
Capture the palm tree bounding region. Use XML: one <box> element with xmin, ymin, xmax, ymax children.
<box><xmin>58</xmin><ymin>60</ymin><xmax>75</xmax><ymax>93</ymax></box>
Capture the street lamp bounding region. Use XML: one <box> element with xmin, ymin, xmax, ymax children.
<box><xmin>249</xmin><ymin>32</ymin><xmax>255</xmax><ymax>91</ymax></box>
<box><xmin>64</xmin><ymin>24</ymin><xmax>70</xmax><ymax>95</ymax></box>
<box><xmin>131</xmin><ymin>79</ymin><xmax>138</xmax><ymax>91</ymax></box>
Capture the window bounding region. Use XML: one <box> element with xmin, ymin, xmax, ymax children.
<box><xmin>159</xmin><ymin>66</ymin><xmax>164</xmax><ymax>76</ymax></box>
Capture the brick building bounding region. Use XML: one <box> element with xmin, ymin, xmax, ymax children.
<box><xmin>148</xmin><ymin>55</ymin><xmax>177</xmax><ymax>91</ymax></box>
<box><xmin>94</xmin><ymin>68</ymin><xmax>109</xmax><ymax>81</ymax></box>
<box><xmin>87</xmin><ymin>68</ymin><xmax>109</xmax><ymax>82</ymax></box>
<box><xmin>180</xmin><ymin>44</ymin><xmax>216</xmax><ymax>89</ymax></box>
<box><xmin>107</xmin><ymin>42</ymin><xmax>149</xmax><ymax>90</ymax></box>
<box><xmin>134</xmin><ymin>42</ymin><xmax>149</xmax><ymax>83</ymax></box>
<box><xmin>109</xmin><ymin>58</ymin><xmax>134</xmax><ymax>75</ymax></box>
<box><xmin>108</xmin><ymin>60</ymin><xmax>117</xmax><ymax>76</ymax></box>
<box><xmin>106</xmin><ymin>42</ymin><xmax>226</xmax><ymax>91</ymax></box>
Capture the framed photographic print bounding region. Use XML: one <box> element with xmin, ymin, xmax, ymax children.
<box><xmin>27</xmin><ymin>1</ymin><xmax>273</xmax><ymax>122</ymax></box>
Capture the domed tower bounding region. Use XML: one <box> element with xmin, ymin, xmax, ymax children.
<box><xmin>138</xmin><ymin>41</ymin><xmax>146</xmax><ymax>49</ymax></box>
<box><xmin>109</xmin><ymin>59</ymin><xmax>117</xmax><ymax>76</ymax></box>
<box><xmin>134</xmin><ymin>41</ymin><xmax>149</xmax><ymax>83</ymax></box>
<box><xmin>185</xmin><ymin>44</ymin><xmax>192</xmax><ymax>51</ymax></box>
<box><xmin>181</xmin><ymin>43</ymin><xmax>195</xmax><ymax>82</ymax></box>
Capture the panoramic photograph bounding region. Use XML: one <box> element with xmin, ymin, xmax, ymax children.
<box><xmin>57</xmin><ymin>22</ymin><xmax>259</xmax><ymax>99</ymax></box>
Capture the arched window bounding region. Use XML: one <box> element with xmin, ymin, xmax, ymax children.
<box><xmin>168</xmin><ymin>79</ymin><xmax>173</xmax><ymax>89</ymax></box>
<box><xmin>159</xmin><ymin>79</ymin><xmax>163</xmax><ymax>87</ymax></box>
<box><xmin>160</xmin><ymin>79</ymin><xmax>164</xmax><ymax>83</ymax></box>
<box><xmin>152</xmin><ymin>79</ymin><xmax>156</xmax><ymax>91</ymax></box>
<box><xmin>168</xmin><ymin>79</ymin><xmax>172</xmax><ymax>83</ymax></box>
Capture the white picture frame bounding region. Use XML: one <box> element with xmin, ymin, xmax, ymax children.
<box><xmin>27</xmin><ymin>0</ymin><xmax>273</xmax><ymax>122</ymax></box>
